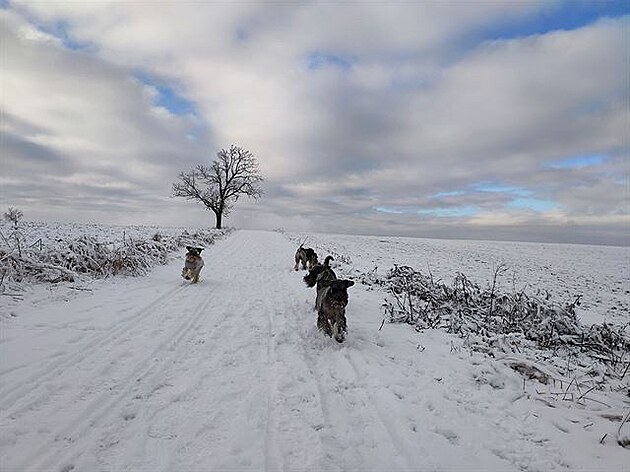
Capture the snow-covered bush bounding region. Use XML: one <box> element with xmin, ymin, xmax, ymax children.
<box><xmin>0</xmin><ymin>222</ymin><xmax>231</xmax><ymax>292</ymax></box>
<box><xmin>380</xmin><ymin>265</ymin><xmax>629</xmax><ymax>381</ymax></box>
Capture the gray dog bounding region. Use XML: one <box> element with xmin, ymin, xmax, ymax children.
<box><xmin>294</xmin><ymin>243</ymin><xmax>319</xmax><ymax>271</ymax></box>
<box><xmin>181</xmin><ymin>246</ymin><xmax>204</xmax><ymax>283</ymax></box>
<box><xmin>304</xmin><ymin>256</ymin><xmax>354</xmax><ymax>343</ymax></box>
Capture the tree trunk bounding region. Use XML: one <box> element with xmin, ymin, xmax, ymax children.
<box><xmin>215</xmin><ymin>211</ymin><xmax>222</xmax><ymax>229</ymax></box>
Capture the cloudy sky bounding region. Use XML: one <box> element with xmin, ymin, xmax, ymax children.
<box><xmin>1</xmin><ymin>1</ymin><xmax>628</xmax><ymax>245</ymax></box>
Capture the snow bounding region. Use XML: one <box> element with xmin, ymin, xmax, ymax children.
<box><xmin>1</xmin><ymin>229</ymin><xmax>628</xmax><ymax>471</ymax></box>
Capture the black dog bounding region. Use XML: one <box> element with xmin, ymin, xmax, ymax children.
<box><xmin>303</xmin><ymin>255</ymin><xmax>335</xmax><ymax>288</ymax></box>
<box><xmin>304</xmin><ymin>256</ymin><xmax>354</xmax><ymax>343</ymax></box>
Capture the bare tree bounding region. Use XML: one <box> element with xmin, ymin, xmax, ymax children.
<box><xmin>172</xmin><ymin>145</ymin><xmax>263</xmax><ymax>229</ymax></box>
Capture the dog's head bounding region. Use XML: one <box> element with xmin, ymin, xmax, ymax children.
<box><xmin>304</xmin><ymin>248</ymin><xmax>318</xmax><ymax>264</ymax></box>
<box><xmin>185</xmin><ymin>246</ymin><xmax>204</xmax><ymax>261</ymax></box>
<box><xmin>324</xmin><ymin>279</ymin><xmax>354</xmax><ymax>308</ymax></box>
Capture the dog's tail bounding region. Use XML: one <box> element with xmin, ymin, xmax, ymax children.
<box><xmin>297</xmin><ymin>238</ymin><xmax>308</xmax><ymax>250</ymax></box>
<box><xmin>304</xmin><ymin>264</ymin><xmax>326</xmax><ymax>288</ymax></box>
<box><xmin>323</xmin><ymin>255</ymin><xmax>334</xmax><ymax>267</ymax></box>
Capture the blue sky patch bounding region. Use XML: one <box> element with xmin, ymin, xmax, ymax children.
<box><xmin>135</xmin><ymin>73</ymin><xmax>196</xmax><ymax>116</ymax></box>
<box><xmin>24</xmin><ymin>18</ymin><xmax>94</xmax><ymax>51</ymax></box>
<box><xmin>429</xmin><ymin>183</ymin><xmax>560</xmax><ymax>215</ymax></box>
<box><xmin>508</xmin><ymin>198</ymin><xmax>557</xmax><ymax>212</ymax></box>
<box><xmin>431</xmin><ymin>190</ymin><xmax>467</xmax><ymax>198</ymax></box>
<box><xmin>51</xmin><ymin>20</ymin><xmax>91</xmax><ymax>51</ymax></box>
<box><xmin>473</xmin><ymin>182</ymin><xmax>532</xmax><ymax>197</ymax></box>
<box><xmin>545</xmin><ymin>155</ymin><xmax>608</xmax><ymax>169</ymax></box>
<box><xmin>417</xmin><ymin>206</ymin><xmax>478</xmax><ymax>218</ymax></box>
<box><xmin>478</xmin><ymin>1</ymin><xmax>629</xmax><ymax>41</ymax></box>
<box><xmin>376</xmin><ymin>205</ymin><xmax>478</xmax><ymax>218</ymax></box>
<box><xmin>375</xmin><ymin>207</ymin><xmax>407</xmax><ymax>215</ymax></box>
<box><xmin>306</xmin><ymin>52</ymin><xmax>355</xmax><ymax>71</ymax></box>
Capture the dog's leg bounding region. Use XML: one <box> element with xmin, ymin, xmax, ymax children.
<box><xmin>332</xmin><ymin>321</ymin><xmax>345</xmax><ymax>343</ymax></box>
<box><xmin>317</xmin><ymin>312</ymin><xmax>332</xmax><ymax>336</ymax></box>
<box><xmin>294</xmin><ymin>253</ymin><xmax>302</xmax><ymax>271</ymax></box>
<box><xmin>191</xmin><ymin>269</ymin><xmax>200</xmax><ymax>283</ymax></box>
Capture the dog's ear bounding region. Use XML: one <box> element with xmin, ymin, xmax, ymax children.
<box><xmin>343</xmin><ymin>280</ymin><xmax>355</xmax><ymax>288</ymax></box>
<box><xmin>197</xmin><ymin>247</ymin><xmax>204</xmax><ymax>253</ymax></box>
<box><xmin>186</xmin><ymin>246</ymin><xmax>193</xmax><ymax>252</ymax></box>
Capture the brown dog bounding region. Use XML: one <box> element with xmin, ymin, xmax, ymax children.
<box><xmin>181</xmin><ymin>246</ymin><xmax>204</xmax><ymax>283</ymax></box>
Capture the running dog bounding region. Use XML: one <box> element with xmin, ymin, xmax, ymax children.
<box><xmin>303</xmin><ymin>255</ymin><xmax>335</xmax><ymax>289</ymax></box>
<box><xmin>294</xmin><ymin>243</ymin><xmax>319</xmax><ymax>271</ymax></box>
<box><xmin>181</xmin><ymin>246</ymin><xmax>204</xmax><ymax>283</ymax></box>
<box><xmin>304</xmin><ymin>256</ymin><xmax>354</xmax><ymax>343</ymax></box>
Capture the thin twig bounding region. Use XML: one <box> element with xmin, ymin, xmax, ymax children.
<box><xmin>576</xmin><ymin>385</ymin><xmax>597</xmax><ymax>402</ymax></box>
<box><xmin>617</xmin><ymin>410</ymin><xmax>630</xmax><ymax>441</ymax></box>
<box><xmin>562</xmin><ymin>377</ymin><xmax>576</xmax><ymax>401</ymax></box>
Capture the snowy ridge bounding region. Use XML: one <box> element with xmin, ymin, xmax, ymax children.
<box><xmin>1</xmin><ymin>229</ymin><xmax>628</xmax><ymax>471</ymax></box>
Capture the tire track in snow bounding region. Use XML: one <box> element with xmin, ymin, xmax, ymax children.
<box><xmin>16</xmin><ymin>283</ymin><xmax>218</xmax><ymax>472</ymax></box>
<box><xmin>343</xmin><ymin>349</ymin><xmax>416</xmax><ymax>469</ymax></box>
<box><xmin>263</xmin><ymin>295</ymin><xmax>283</xmax><ymax>472</ymax></box>
<box><xmin>261</xmin><ymin>288</ymin><xmax>322</xmax><ymax>471</ymax></box>
<box><xmin>0</xmin><ymin>283</ymin><xmax>188</xmax><ymax>413</ymax></box>
<box><xmin>114</xmin><ymin>295</ymin><xmax>249</xmax><ymax>471</ymax></box>
<box><xmin>294</xmin><ymin>299</ymin><xmax>413</xmax><ymax>470</ymax></box>
<box><xmin>295</xmin><ymin>319</ymin><xmax>346</xmax><ymax>472</ymax></box>
<box><xmin>3</xmin><ymin>230</ymin><xmax>245</xmax><ymax>418</ymax></box>
<box><xmin>105</xmin><ymin>232</ymin><xmax>281</xmax><ymax>471</ymax></box>
<box><xmin>11</xmin><ymin>233</ymin><xmax>247</xmax><ymax>472</ymax></box>
<box><xmin>218</xmin><ymin>230</ymin><xmax>285</xmax><ymax>472</ymax></box>
<box><xmin>2</xmin><ymin>292</ymin><xmax>193</xmax><ymax>421</ymax></box>
<box><xmin>1</xmin><ymin>230</ymin><xmax>243</xmax><ymax>413</ymax></box>
<box><xmin>226</xmin><ymin>232</ymin><xmax>327</xmax><ymax>472</ymax></box>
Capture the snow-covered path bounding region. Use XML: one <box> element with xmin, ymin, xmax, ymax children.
<box><xmin>1</xmin><ymin>230</ymin><xmax>627</xmax><ymax>471</ymax></box>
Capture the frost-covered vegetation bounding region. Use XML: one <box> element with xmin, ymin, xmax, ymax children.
<box><xmin>380</xmin><ymin>265</ymin><xmax>628</xmax><ymax>358</ymax></box>
<box><xmin>378</xmin><ymin>265</ymin><xmax>629</xmax><ymax>382</ymax></box>
<box><xmin>0</xmin><ymin>213</ymin><xmax>230</xmax><ymax>296</ymax></box>
<box><xmin>283</xmin><ymin>231</ymin><xmax>630</xmax><ymax>448</ymax></box>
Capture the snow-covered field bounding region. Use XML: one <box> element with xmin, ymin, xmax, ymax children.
<box><xmin>1</xmin><ymin>227</ymin><xmax>628</xmax><ymax>471</ymax></box>
<box><xmin>2</xmin><ymin>221</ymin><xmax>192</xmax><ymax>245</ymax></box>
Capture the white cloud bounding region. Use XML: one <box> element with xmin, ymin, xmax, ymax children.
<box><xmin>1</xmin><ymin>9</ymin><xmax>213</xmax><ymax>222</ymax></box>
<box><xmin>2</xmin><ymin>3</ymin><xmax>628</xmax><ymax>244</ymax></box>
